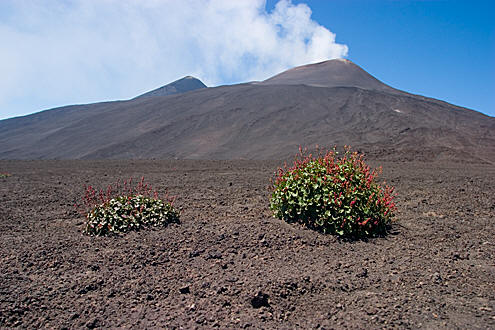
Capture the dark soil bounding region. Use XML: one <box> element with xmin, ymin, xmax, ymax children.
<box><xmin>0</xmin><ymin>159</ymin><xmax>494</xmax><ymax>328</ymax></box>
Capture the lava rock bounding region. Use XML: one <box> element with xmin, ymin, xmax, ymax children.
<box><xmin>251</xmin><ymin>292</ymin><xmax>270</xmax><ymax>308</ymax></box>
<box><xmin>179</xmin><ymin>285</ymin><xmax>190</xmax><ymax>294</ymax></box>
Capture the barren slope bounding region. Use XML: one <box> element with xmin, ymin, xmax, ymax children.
<box><xmin>261</xmin><ymin>59</ymin><xmax>396</xmax><ymax>92</ymax></box>
<box><xmin>0</xmin><ymin>60</ymin><xmax>493</xmax><ymax>162</ymax></box>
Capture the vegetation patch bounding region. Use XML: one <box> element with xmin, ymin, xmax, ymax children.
<box><xmin>0</xmin><ymin>172</ymin><xmax>11</xmax><ymax>178</ymax></box>
<box><xmin>76</xmin><ymin>177</ymin><xmax>179</xmax><ymax>236</ymax></box>
<box><xmin>270</xmin><ymin>147</ymin><xmax>397</xmax><ymax>237</ymax></box>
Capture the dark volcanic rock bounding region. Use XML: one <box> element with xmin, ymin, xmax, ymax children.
<box><xmin>0</xmin><ymin>60</ymin><xmax>494</xmax><ymax>162</ymax></box>
<box><xmin>179</xmin><ymin>285</ymin><xmax>190</xmax><ymax>294</ymax></box>
<box><xmin>251</xmin><ymin>292</ymin><xmax>270</xmax><ymax>308</ymax></box>
<box><xmin>0</xmin><ymin>159</ymin><xmax>494</xmax><ymax>328</ymax></box>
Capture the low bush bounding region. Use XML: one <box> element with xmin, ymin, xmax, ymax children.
<box><xmin>76</xmin><ymin>177</ymin><xmax>179</xmax><ymax>236</ymax></box>
<box><xmin>269</xmin><ymin>147</ymin><xmax>396</xmax><ymax>237</ymax></box>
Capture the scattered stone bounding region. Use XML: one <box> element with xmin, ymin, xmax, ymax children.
<box><xmin>251</xmin><ymin>292</ymin><xmax>270</xmax><ymax>308</ymax></box>
<box><xmin>179</xmin><ymin>285</ymin><xmax>190</xmax><ymax>294</ymax></box>
<box><xmin>107</xmin><ymin>289</ymin><xmax>116</xmax><ymax>298</ymax></box>
<box><xmin>357</xmin><ymin>268</ymin><xmax>368</xmax><ymax>278</ymax></box>
<box><xmin>85</xmin><ymin>318</ymin><xmax>100</xmax><ymax>329</ymax></box>
<box><xmin>189</xmin><ymin>250</ymin><xmax>202</xmax><ymax>258</ymax></box>
<box><xmin>431</xmin><ymin>272</ymin><xmax>443</xmax><ymax>284</ymax></box>
<box><xmin>78</xmin><ymin>283</ymin><xmax>98</xmax><ymax>295</ymax></box>
<box><xmin>226</xmin><ymin>277</ymin><xmax>238</xmax><ymax>283</ymax></box>
<box><xmin>206</xmin><ymin>252</ymin><xmax>222</xmax><ymax>260</ymax></box>
<box><xmin>217</xmin><ymin>286</ymin><xmax>227</xmax><ymax>294</ymax></box>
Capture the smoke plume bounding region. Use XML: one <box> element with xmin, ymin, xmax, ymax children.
<box><xmin>0</xmin><ymin>0</ymin><xmax>348</xmax><ymax>119</ymax></box>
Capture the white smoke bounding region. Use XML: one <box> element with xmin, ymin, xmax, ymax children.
<box><xmin>0</xmin><ymin>0</ymin><xmax>348</xmax><ymax>119</ymax></box>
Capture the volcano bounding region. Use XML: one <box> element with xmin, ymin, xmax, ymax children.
<box><xmin>0</xmin><ymin>59</ymin><xmax>494</xmax><ymax>162</ymax></box>
<box><xmin>261</xmin><ymin>59</ymin><xmax>396</xmax><ymax>92</ymax></box>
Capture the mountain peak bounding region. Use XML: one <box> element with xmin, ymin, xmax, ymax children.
<box><xmin>262</xmin><ymin>58</ymin><xmax>394</xmax><ymax>92</ymax></box>
<box><xmin>135</xmin><ymin>76</ymin><xmax>207</xmax><ymax>99</ymax></box>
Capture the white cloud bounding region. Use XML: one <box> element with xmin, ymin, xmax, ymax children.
<box><xmin>0</xmin><ymin>0</ymin><xmax>348</xmax><ymax>119</ymax></box>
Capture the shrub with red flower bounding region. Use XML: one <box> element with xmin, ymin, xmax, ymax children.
<box><xmin>269</xmin><ymin>146</ymin><xmax>397</xmax><ymax>237</ymax></box>
<box><xmin>76</xmin><ymin>177</ymin><xmax>179</xmax><ymax>236</ymax></box>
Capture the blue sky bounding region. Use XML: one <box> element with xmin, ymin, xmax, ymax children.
<box><xmin>0</xmin><ymin>0</ymin><xmax>493</xmax><ymax>119</ymax></box>
<box><xmin>268</xmin><ymin>0</ymin><xmax>495</xmax><ymax>117</ymax></box>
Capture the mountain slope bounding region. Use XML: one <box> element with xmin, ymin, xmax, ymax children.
<box><xmin>134</xmin><ymin>76</ymin><xmax>206</xmax><ymax>99</ymax></box>
<box><xmin>0</xmin><ymin>60</ymin><xmax>494</xmax><ymax>162</ymax></box>
<box><xmin>261</xmin><ymin>59</ymin><xmax>396</xmax><ymax>92</ymax></box>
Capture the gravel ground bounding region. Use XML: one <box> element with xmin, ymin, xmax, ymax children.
<box><xmin>0</xmin><ymin>159</ymin><xmax>494</xmax><ymax>328</ymax></box>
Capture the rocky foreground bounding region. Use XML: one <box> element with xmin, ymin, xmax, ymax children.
<box><xmin>0</xmin><ymin>159</ymin><xmax>494</xmax><ymax>328</ymax></box>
